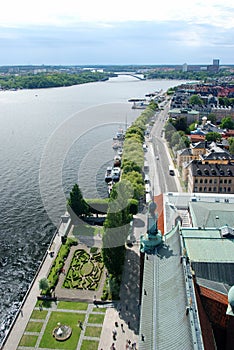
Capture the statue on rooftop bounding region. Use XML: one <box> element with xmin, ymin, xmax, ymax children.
<box><xmin>140</xmin><ymin>200</ymin><xmax>162</xmax><ymax>254</ymax></box>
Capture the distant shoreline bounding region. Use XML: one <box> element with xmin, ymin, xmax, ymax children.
<box><xmin>0</xmin><ymin>71</ymin><xmax>115</xmax><ymax>91</ymax></box>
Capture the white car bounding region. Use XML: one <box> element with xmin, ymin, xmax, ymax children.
<box><xmin>145</xmin><ymin>184</ymin><xmax>151</xmax><ymax>193</ymax></box>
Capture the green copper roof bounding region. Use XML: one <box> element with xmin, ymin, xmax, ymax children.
<box><xmin>181</xmin><ymin>228</ymin><xmax>234</xmax><ymax>263</ymax></box>
<box><xmin>189</xmin><ymin>201</ymin><xmax>234</xmax><ymax>228</ymax></box>
<box><xmin>139</xmin><ymin>225</ymin><xmax>198</xmax><ymax>350</ymax></box>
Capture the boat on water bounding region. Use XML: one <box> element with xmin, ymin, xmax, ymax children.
<box><xmin>114</xmin><ymin>155</ymin><xmax>121</xmax><ymax>167</ymax></box>
<box><xmin>117</xmin><ymin>148</ymin><xmax>123</xmax><ymax>157</ymax></box>
<box><xmin>105</xmin><ymin>166</ymin><xmax>113</xmax><ymax>183</ymax></box>
<box><xmin>107</xmin><ymin>181</ymin><xmax>114</xmax><ymax>196</ymax></box>
<box><xmin>113</xmin><ymin>128</ymin><xmax>125</xmax><ymax>141</ymax></box>
<box><xmin>112</xmin><ymin>167</ymin><xmax>121</xmax><ymax>182</ymax></box>
<box><xmin>112</xmin><ymin>140</ymin><xmax>123</xmax><ymax>150</ymax></box>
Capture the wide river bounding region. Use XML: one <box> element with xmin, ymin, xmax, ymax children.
<box><xmin>0</xmin><ymin>75</ymin><xmax>184</xmax><ymax>341</ymax></box>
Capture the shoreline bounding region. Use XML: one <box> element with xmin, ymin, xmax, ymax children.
<box><xmin>1</xmin><ymin>217</ymin><xmax>71</xmax><ymax>350</ymax></box>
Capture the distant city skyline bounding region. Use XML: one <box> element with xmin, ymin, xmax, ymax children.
<box><xmin>0</xmin><ymin>0</ymin><xmax>234</xmax><ymax>65</ymax></box>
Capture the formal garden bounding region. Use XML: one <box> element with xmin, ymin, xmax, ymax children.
<box><xmin>17</xmin><ymin>301</ymin><xmax>106</xmax><ymax>350</ymax></box>
<box><xmin>63</xmin><ymin>248</ymin><xmax>104</xmax><ymax>290</ymax></box>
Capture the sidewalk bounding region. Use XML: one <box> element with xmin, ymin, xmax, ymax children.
<box><xmin>98</xmin><ymin>245</ymin><xmax>140</xmax><ymax>350</ymax></box>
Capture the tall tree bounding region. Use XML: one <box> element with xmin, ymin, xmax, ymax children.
<box><xmin>102</xmin><ymin>180</ymin><xmax>132</xmax><ymax>276</ymax></box>
<box><xmin>67</xmin><ymin>183</ymin><xmax>89</xmax><ymax>218</ymax></box>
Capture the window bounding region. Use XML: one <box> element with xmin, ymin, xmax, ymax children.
<box><xmin>199</xmin><ymin>187</ymin><xmax>202</xmax><ymax>192</ymax></box>
<box><xmin>208</xmin><ymin>187</ymin><xmax>212</xmax><ymax>192</ymax></box>
<box><xmin>220</xmin><ymin>179</ymin><xmax>223</xmax><ymax>184</ymax></box>
<box><xmin>224</xmin><ymin>179</ymin><xmax>227</xmax><ymax>184</ymax></box>
<box><xmin>213</xmin><ymin>187</ymin><xmax>217</xmax><ymax>192</ymax></box>
<box><xmin>214</xmin><ymin>179</ymin><xmax>217</xmax><ymax>184</ymax></box>
<box><xmin>200</xmin><ymin>179</ymin><xmax>203</xmax><ymax>184</ymax></box>
<box><xmin>228</xmin><ymin>187</ymin><xmax>231</xmax><ymax>192</ymax></box>
<box><xmin>228</xmin><ymin>179</ymin><xmax>232</xmax><ymax>184</ymax></box>
<box><xmin>204</xmin><ymin>187</ymin><xmax>207</xmax><ymax>192</ymax></box>
<box><xmin>195</xmin><ymin>179</ymin><xmax>198</xmax><ymax>183</ymax></box>
<box><xmin>204</xmin><ymin>179</ymin><xmax>208</xmax><ymax>184</ymax></box>
<box><xmin>219</xmin><ymin>187</ymin><xmax>222</xmax><ymax>192</ymax></box>
<box><xmin>209</xmin><ymin>179</ymin><xmax>212</xmax><ymax>184</ymax></box>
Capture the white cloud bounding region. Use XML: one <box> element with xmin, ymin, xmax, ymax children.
<box><xmin>0</xmin><ymin>0</ymin><xmax>234</xmax><ymax>28</ymax></box>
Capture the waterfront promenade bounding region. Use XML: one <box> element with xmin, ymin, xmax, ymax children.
<box><xmin>2</xmin><ymin>212</ymin><xmax>145</xmax><ymax>350</ymax></box>
<box><xmin>1</xmin><ymin>225</ymin><xmax>64</xmax><ymax>350</ymax></box>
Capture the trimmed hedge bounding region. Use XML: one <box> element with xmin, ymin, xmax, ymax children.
<box><xmin>63</xmin><ymin>249</ymin><xmax>104</xmax><ymax>290</ymax></box>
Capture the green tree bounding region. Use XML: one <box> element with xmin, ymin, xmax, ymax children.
<box><xmin>207</xmin><ymin>113</ymin><xmax>217</xmax><ymax>124</ymax></box>
<box><xmin>205</xmin><ymin>132</ymin><xmax>222</xmax><ymax>142</ymax></box>
<box><xmin>175</xmin><ymin>136</ymin><xmax>190</xmax><ymax>151</ymax></box>
<box><xmin>67</xmin><ymin>183</ymin><xmax>89</xmax><ymax>218</ymax></box>
<box><xmin>228</xmin><ymin>137</ymin><xmax>234</xmax><ymax>155</ymax></box>
<box><xmin>172</xmin><ymin>117</ymin><xmax>188</xmax><ymax>132</ymax></box>
<box><xmin>219</xmin><ymin>96</ymin><xmax>231</xmax><ymax>107</ymax></box>
<box><xmin>39</xmin><ymin>278</ymin><xmax>49</xmax><ymax>292</ymax></box>
<box><xmin>102</xmin><ymin>181</ymin><xmax>132</xmax><ymax>277</ymax></box>
<box><xmin>189</xmin><ymin>94</ymin><xmax>203</xmax><ymax>106</ymax></box>
<box><xmin>170</xmin><ymin>132</ymin><xmax>181</xmax><ymax>148</ymax></box>
<box><xmin>188</xmin><ymin>121</ymin><xmax>198</xmax><ymax>132</ymax></box>
<box><xmin>220</xmin><ymin>116</ymin><xmax>234</xmax><ymax>130</ymax></box>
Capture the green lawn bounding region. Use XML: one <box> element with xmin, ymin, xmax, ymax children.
<box><xmin>80</xmin><ymin>339</ymin><xmax>99</xmax><ymax>350</ymax></box>
<box><xmin>85</xmin><ymin>326</ymin><xmax>102</xmax><ymax>337</ymax></box>
<box><xmin>39</xmin><ymin>311</ymin><xmax>85</xmax><ymax>350</ymax></box>
<box><xmin>57</xmin><ymin>301</ymin><xmax>88</xmax><ymax>310</ymax></box>
<box><xmin>36</xmin><ymin>300</ymin><xmax>54</xmax><ymax>308</ymax></box>
<box><xmin>31</xmin><ymin>309</ymin><xmax>48</xmax><ymax>319</ymax></box>
<box><xmin>19</xmin><ymin>334</ymin><xmax>38</xmax><ymax>347</ymax></box>
<box><xmin>72</xmin><ymin>224</ymin><xmax>104</xmax><ymax>237</ymax></box>
<box><xmin>88</xmin><ymin>313</ymin><xmax>105</xmax><ymax>324</ymax></box>
<box><xmin>25</xmin><ymin>321</ymin><xmax>44</xmax><ymax>333</ymax></box>
<box><xmin>92</xmin><ymin>307</ymin><xmax>106</xmax><ymax>313</ymax></box>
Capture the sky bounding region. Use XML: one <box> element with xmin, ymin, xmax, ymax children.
<box><xmin>0</xmin><ymin>0</ymin><xmax>234</xmax><ymax>65</ymax></box>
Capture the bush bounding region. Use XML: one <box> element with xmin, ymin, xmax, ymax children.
<box><xmin>90</xmin><ymin>247</ymin><xmax>98</xmax><ymax>254</ymax></box>
<box><xmin>128</xmin><ymin>199</ymin><xmax>139</xmax><ymax>215</ymax></box>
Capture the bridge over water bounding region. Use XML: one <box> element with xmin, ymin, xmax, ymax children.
<box><xmin>116</xmin><ymin>72</ymin><xmax>146</xmax><ymax>80</ymax></box>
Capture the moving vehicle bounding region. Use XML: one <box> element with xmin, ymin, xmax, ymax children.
<box><xmin>169</xmin><ymin>165</ymin><xmax>175</xmax><ymax>176</ymax></box>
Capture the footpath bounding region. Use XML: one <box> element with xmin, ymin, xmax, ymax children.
<box><xmin>98</xmin><ymin>243</ymin><xmax>141</xmax><ymax>350</ymax></box>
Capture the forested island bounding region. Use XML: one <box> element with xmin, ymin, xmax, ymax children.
<box><xmin>0</xmin><ymin>71</ymin><xmax>116</xmax><ymax>90</ymax></box>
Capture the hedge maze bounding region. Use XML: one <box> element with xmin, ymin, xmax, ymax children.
<box><xmin>63</xmin><ymin>249</ymin><xmax>104</xmax><ymax>290</ymax></box>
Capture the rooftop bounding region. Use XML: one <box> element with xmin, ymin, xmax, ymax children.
<box><xmin>189</xmin><ymin>201</ymin><xmax>234</xmax><ymax>227</ymax></box>
<box><xmin>181</xmin><ymin>227</ymin><xmax>234</xmax><ymax>286</ymax></box>
<box><xmin>139</xmin><ymin>225</ymin><xmax>203</xmax><ymax>350</ymax></box>
<box><xmin>190</xmin><ymin>161</ymin><xmax>234</xmax><ymax>177</ymax></box>
<box><xmin>181</xmin><ymin>228</ymin><xmax>234</xmax><ymax>263</ymax></box>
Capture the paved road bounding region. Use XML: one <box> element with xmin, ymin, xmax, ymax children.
<box><xmin>145</xmin><ymin>101</ymin><xmax>182</xmax><ymax>194</ymax></box>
